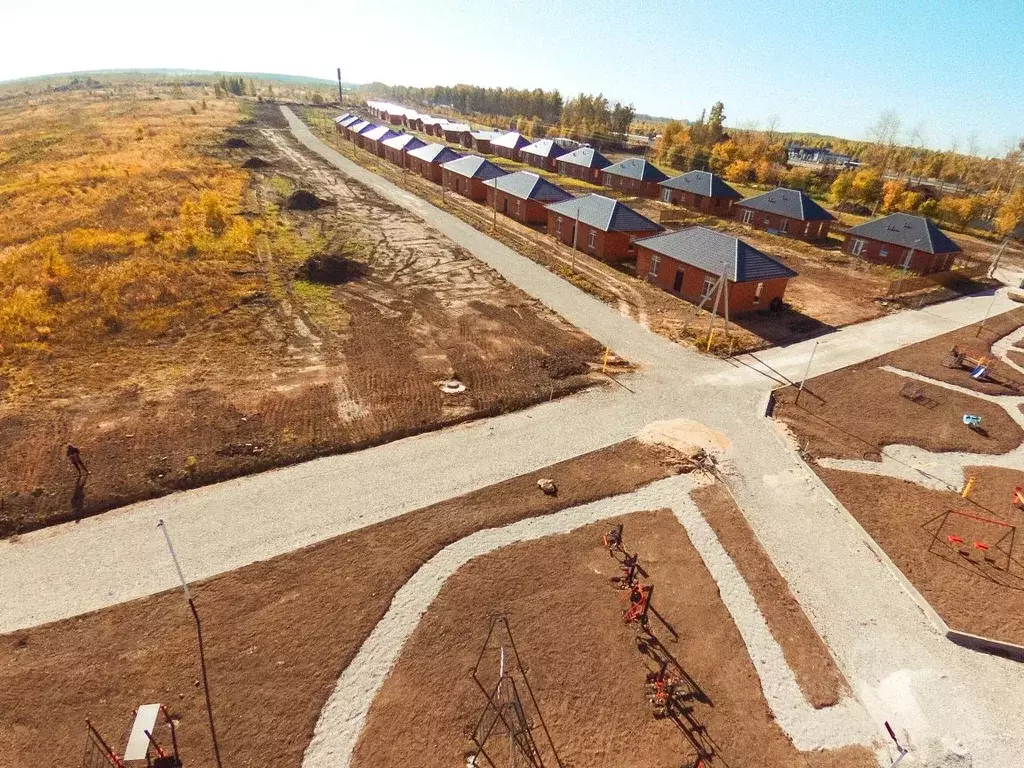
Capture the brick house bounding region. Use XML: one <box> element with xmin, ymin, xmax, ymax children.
<box><xmin>556</xmin><ymin>146</ymin><xmax>612</xmax><ymax>184</ymax></box>
<box><xmin>521</xmin><ymin>139</ymin><xmax>568</xmax><ymax>172</ymax></box>
<box><xmin>483</xmin><ymin>171</ymin><xmax>574</xmax><ymax>225</ymax></box>
<box><xmin>545</xmin><ymin>194</ymin><xmax>663</xmax><ymax>261</ymax></box>
<box><xmin>440</xmin><ymin>155</ymin><xmax>508</xmax><ymax>202</ymax></box>
<box><xmin>382</xmin><ymin>133</ymin><xmax>427</xmax><ymax>168</ymax></box>
<box><xmin>842</xmin><ymin>213</ymin><xmax>962</xmax><ymax>273</ymax></box>
<box><xmin>734</xmin><ymin>187</ymin><xmax>835</xmax><ymax>241</ymax></box>
<box><xmin>348</xmin><ymin>121</ymin><xmax>376</xmax><ymax>148</ymax></box>
<box><xmin>406</xmin><ymin>143</ymin><xmax>464</xmax><ymax>183</ymax></box>
<box><xmin>421</xmin><ymin>117</ymin><xmax>446</xmax><ymax>137</ymax></box>
<box><xmin>342</xmin><ymin>118</ymin><xmax>366</xmax><ymax>139</ymax></box>
<box><xmin>635</xmin><ymin>227</ymin><xmax>797</xmax><ymax>314</ymax></box>
<box><xmin>362</xmin><ymin>125</ymin><xmax>401</xmax><ymax>158</ymax></box>
<box><xmin>601</xmin><ymin>158</ymin><xmax>670</xmax><ymax>198</ymax></box>
<box><xmin>490</xmin><ymin>132</ymin><xmax>531</xmax><ymax>162</ymax></box>
<box><xmin>469</xmin><ymin>131</ymin><xmax>502</xmax><ymax>153</ymax></box>
<box><xmin>333</xmin><ymin>113</ymin><xmax>353</xmax><ymax>132</ymax></box>
<box><xmin>658</xmin><ymin>170</ymin><xmax>741</xmax><ymax>216</ymax></box>
<box><xmin>443</xmin><ymin>122</ymin><xmax>473</xmax><ymax>146</ymax></box>
<box><xmin>385</xmin><ymin>107</ymin><xmax>405</xmax><ymax>126</ymax></box>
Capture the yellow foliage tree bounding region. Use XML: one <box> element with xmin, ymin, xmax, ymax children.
<box><xmin>995</xmin><ymin>188</ymin><xmax>1024</xmax><ymax>237</ymax></box>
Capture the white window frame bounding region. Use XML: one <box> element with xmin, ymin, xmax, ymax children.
<box><xmin>649</xmin><ymin>253</ymin><xmax>661</xmax><ymax>278</ymax></box>
<box><xmin>763</xmin><ymin>215</ymin><xmax>771</xmax><ymax>226</ymax></box>
<box><xmin>851</xmin><ymin>238</ymin><xmax>867</xmax><ymax>256</ymax></box>
<box><xmin>587</xmin><ymin>229</ymin><xmax>597</xmax><ymax>250</ymax></box>
<box><xmin>662</xmin><ymin>188</ymin><xmax>672</xmax><ymax>203</ymax></box>
<box><xmin>780</xmin><ymin>219</ymin><xmax>789</xmax><ymax>233</ymax></box>
<box><xmin>805</xmin><ymin>222</ymin><xmax>812</xmax><ymax>235</ymax></box>
<box><xmin>515</xmin><ymin>200</ymin><xmax>521</xmax><ymax>216</ymax></box>
<box><xmin>879</xmin><ymin>247</ymin><xmax>889</xmax><ymax>260</ymax></box>
<box><xmin>742</xmin><ymin>209</ymin><xmax>753</xmax><ymax>224</ymax></box>
<box><xmin>701</xmin><ymin>276</ymin><xmax>717</xmax><ymax>301</ymax></box>
<box><xmin>556</xmin><ymin>216</ymin><xmax>562</xmax><ymax>236</ymax></box>
<box><xmin>754</xmin><ymin>282</ymin><xmax>764</xmax><ymax>304</ymax></box>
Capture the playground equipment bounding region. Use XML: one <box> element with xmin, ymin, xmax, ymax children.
<box><xmin>469</xmin><ymin>616</ymin><xmax>563</xmax><ymax>768</ymax></box>
<box><xmin>84</xmin><ymin>705</ymin><xmax>182</xmax><ymax>768</ymax></box>
<box><xmin>622</xmin><ymin>583</ymin><xmax>653</xmax><ymax>628</ymax></box>
<box><xmin>923</xmin><ymin>509</ymin><xmax>1017</xmax><ymax>573</ymax></box>
<box><xmin>602</xmin><ymin>524</ymin><xmax>623</xmax><ymax>554</ymax></box>
<box><xmin>962</xmin><ymin>414</ymin><xmax>983</xmax><ymax>432</ymax></box>
<box><xmin>899</xmin><ymin>382</ymin><xmax>938</xmax><ymax>409</ymax></box>
<box><xmin>944</xmin><ymin>346</ymin><xmax>1021</xmax><ymax>392</ymax></box>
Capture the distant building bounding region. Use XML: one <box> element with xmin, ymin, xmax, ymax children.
<box><xmin>483</xmin><ymin>171</ymin><xmax>573</xmax><ymax>225</ymax></box>
<box><xmin>635</xmin><ymin>227</ymin><xmax>797</xmax><ymax>313</ymax></box>
<box><xmin>442</xmin><ymin>122</ymin><xmax>473</xmax><ymax>146</ymax></box>
<box><xmin>842</xmin><ymin>213</ymin><xmax>962</xmax><ymax>273</ymax></box>
<box><xmin>601</xmin><ymin>158</ymin><xmax>669</xmax><ymax>198</ymax></box>
<box><xmin>440</xmin><ymin>155</ymin><xmax>508</xmax><ymax>202</ymax></box>
<box><xmin>490</xmin><ymin>132</ymin><xmax>532</xmax><ymax>162</ymax></box>
<box><xmin>786</xmin><ymin>143</ymin><xmax>856</xmax><ymax>168</ymax></box>
<box><xmin>469</xmin><ymin>131</ymin><xmax>503</xmax><ymax>154</ymax></box>
<box><xmin>556</xmin><ymin>147</ymin><xmax>611</xmax><ymax>184</ymax></box>
<box><xmin>406</xmin><ymin>143</ymin><xmax>464</xmax><ymax>183</ymax></box>
<box><xmin>421</xmin><ymin>117</ymin><xmax>447</xmax><ymax>138</ymax></box>
<box><xmin>735</xmin><ymin>187</ymin><xmax>835</xmax><ymax>241</ymax></box>
<box><xmin>545</xmin><ymin>193</ymin><xmax>663</xmax><ymax>261</ymax></box>
<box><xmin>520</xmin><ymin>139</ymin><xmax>567</xmax><ymax>172</ymax></box>
<box><xmin>361</xmin><ymin>125</ymin><xmax>401</xmax><ymax>158</ymax></box>
<box><xmin>658</xmin><ymin>171</ymin><xmax>742</xmax><ymax>216</ymax></box>
<box><xmin>382</xmin><ymin>133</ymin><xmax>428</xmax><ymax>168</ymax></box>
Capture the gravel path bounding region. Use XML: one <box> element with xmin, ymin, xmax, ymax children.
<box><xmin>3</xmin><ymin>108</ymin><xmax>1023</xmax><ymax>767</ymax></box>
<box><xmin>302</xmin><ymin>474</ymin><xmax>875</xmax><ymax>768</ymax></box>
<box><xmin>992</xmin><ymin>322</ymin><xmax>1024</xmax><ymax>375</ymax></box>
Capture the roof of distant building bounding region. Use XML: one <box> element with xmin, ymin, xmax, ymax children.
<box><xmin>545</xmin><ymin>194</ymin><xmax>663</xmax><ymax>233</ymax></box>
<box><xmin>844</xmin><ymin>213</ymin><xmax>962</xmax><ymax>254</ymax></box>
<box><xmin>382</xmin><ymin>134</ymin><xmax>427</xmax><ymax>152</ymax></box>
<box><xmin>491</xmin><ymin>132</ymin><xmax>531</xmax><ymax>150</ymax></box>
<box><xmin>440</xmin><ymin>155</ymin><xmax>508</xmax><ymax>180</ymax></box>
<box><xmin>602</xmin><ymin>158</ymin><xmax>669</xmax><ymax>183</ymax></box>
<box><xmin>556</xmin><ymin>146</ymin><xmax>611</xmax><ymax>170</ymax></box>
<box><xmin>521</xmin><ymin>138</ymin><xmax>568</xmax><ymax>159</ymax></box>
<box><xmin>483</xmin><ymin>171</ymin><xmax>573</xmax><ymax>203</ymax></box>
<box><xmin>659</xmin><ymin>170</ymin><xmax>741</xmax><ymax>199</ymax></box>
<box><xmin>407</xmin><ymin>143</ymin><xmax>464</xmax><ymax>164</ymax></box>
<box><xmin>737</xmin><ymin>187</ymin><xmax>835</xmax><ymax>221</ymax></box>
<box><xmin>635</xmin><ymin>226</ymin><xmax>797</xmax><ymax>282</ymax></box>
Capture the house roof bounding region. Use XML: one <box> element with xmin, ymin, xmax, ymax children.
<box><xmin>556</xmin><ymin>146</ymin><xmax>611</xmax><ymax>170</ymax></box>
<box><xmin>407</xmin><ymin>143</ymin><xmax>464</xmax><ymax>164</ymax></box>
<box><xmin>491</xmin><ymin>132</ymin><xmax>531</xmax><ymax>151</ymax></box>
<box><xmin>737</xmin><ymin>187</ymin><xmax>835</xmax><ymax>221</ymax></box>
<box><xmin>349</xmin><ymin>120</ymin><xmax>372</xmax><ymax>134</ymax></box>
<box><xmin>382</xmin><ymin>134</ymin><xmax>427</xmax><ymax>152</ymax></box>
<box><xmin>844</xmin><ymin>213</ymin><xmax>962</xmax><ymax>255</ymax></box>
<box><xmin>442</xmin><ymin>122</ymin><xmax>472</xmax><ymax>133</ymax></box>
<box><xmin>440</xmin><ymin>155</ymin><xmax>508</xmax><ymax>180</ymax></box>
<box><xmin>482</xmin><ymin>171</ymin><xmax>573</xmax><ymax>203</ymax></box>
<box><xmin>602</xmin><ymin>158</ymin><xmax>669</xmax><ymax>183</ymax></box>
<box><xmin>659</xmin><ymin>170</ymin><xmax>741</xmax><ymax>200</ymax></box>
<box><xmin>339</xmin><ymin>116</ymin><xmax>361</xmax><ymax>128</ymax></box>
<box><xmin>545</xmin><ymin>194</ymin><xmax>663</xmax><ymax>234</ymax></box>
<box><xmin>521</xmin><ymin>139</ymin><xmax>568</xmax><ymax>160</ymax></box>
<box><xmin>362</xmin><ymin>125</ymin><xmax>400</xmax><ymax>143</ymax></box>
<box><xmin>470</xmin><ymin>130</ymin><xmax>502</xmax><ymax>141</ymax></box>
<box><xmin>421</xmin><ymin>116</ymin><xmax>446</xmax><ymax>126</ymax></box>
<box><xmin>635</xmin><ymin>227</ymin><xmax>797</xmax><ymax>283</ymax></box>
<box><xmin>334</xmin><ymin>113</ymin><xmax>353</xmax><ymax>124</ymax></box>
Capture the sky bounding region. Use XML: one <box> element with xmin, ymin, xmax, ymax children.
<box><xmin>3</xmin><ymin>0</ymin><xmax>1023</xmax><ymax>155</ymax></box>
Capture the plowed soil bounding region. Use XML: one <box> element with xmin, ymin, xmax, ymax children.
<box><xmin>691</xmin><ymin>483</ymin><xmax>849</xmax><ymax>708</ymax></box>
<box><xmin>351</xmin><ymin>509</ymin><xmax>875</xmax><ymax>768</ymax></box>
<box><xmin>0</xmin><ymin>104</ymin><xmax>605</xmax><ymax>537</ymax></box>
<box><xmin>0</xmin><ymin>440</ymin><xmax>682</xmax><ymax>768</ymax></box>
<box><xmin>816</xmin><ymin>466</ymin><xmax>1024</xmax><ymax>644</ymax></box>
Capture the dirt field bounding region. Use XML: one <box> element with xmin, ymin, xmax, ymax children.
<box><xmin>351</xmin><ymin>509</ymin><xmax>875</xmax><ymax>768</ymax></box>
<box><xmin>0</xmin><ymin>440</ymin><xmax>683</xmax><ymax>767</ymax></box>
<box><xmin>0</xmin><ymin>97</ymin><xmax>606</xmax><ymax>536</ymax></box>
<box><xmin>817</xmin><ymin>466</ymin><xmax>1024</xmax><ymax>645</ymax></box>
<box><xmin>691</xmin><ymin>483</ymin><xmax>848</xmax><ymax>708</ymax></box>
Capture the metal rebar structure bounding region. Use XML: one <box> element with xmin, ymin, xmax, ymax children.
<box><xmin>469</xmin><ymin>616</ymin><xmax>563</xmax><ymax>768</ymax></box>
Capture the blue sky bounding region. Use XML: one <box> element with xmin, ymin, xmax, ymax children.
<box><xmin>4</xmin><ymin>0</ymin><xmax>1022</xmax><ymax>155</ymax></box>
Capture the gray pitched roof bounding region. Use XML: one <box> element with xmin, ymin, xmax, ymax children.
<box><xmin>407</xmin><ymin>143</ymin><xmax>464</xmax><ymax>164</ymax></box>
<box><xmin>602</xmin><ymin>158</ymin><xmax>669</xmax><ymax>183</ymax></box>
<box><xmin>545</xmin><ymin>194</ymin><xmax>663</xmax><ymax>233</ymax></box>
<box><xmin>521</xmin><ymin>139</ymin><xmax>567</xmax><ymax>159</ymax></box>
<box><xmin>362</xmin><ymin>125</ymin><xmax>399</xmax><ymax>142</ymax></box>
<box><xmin>659</xmin><ymin>170</ymin><xmax>741</xmax><ymax>199</ymax></box>
<box><xmin>442</xmin><ymin>122</ymin><xmax>472</xmax><ymax>133</ymax></box>
<box><xmin>350</xmin><ymin>121</ymin><xmax>374</xmax><ymax>134</ymax></box>
<box><xmin>634</xmin><ymin>227</ymin><xmax>797</xmax><ymax>283</ymax></box>
<box><xmin>470</xmin><ymin>130</ymin><xmax>502</xmax><ymax>141</ymax></box>
<box><xmin>844</xmin><ymin>213</ymin><xmax>961</xmax><ymax>255</ymax></box>
<box><xmin>339</xmin><ymin>116</ymin><xmax>361</xmax><ymax>128</ymax></box>
<box><xmin>482</xmin><ymin>171</ymin><xmax>574</xmax><ymax>203</ymax></box>
<box><xmin>556</xmin><ymin>146</ymin><xmax>611</xmax><ymax>170</ymax></box>
<box><xmin>738</xmin><ymin>187</ymin><xmax>835</xmax><ymax>221</ymax></box>
<box><xmin>382</xmin><ymin>134</ymin><xmax>427</xmax><ymax>152</ymax></box>
<box><xmin>334</xmin><ymin>113</ymin><xmax>353</xmax><ymax>124</ymax></box>
<box><xmin>491</xmin><ymin>132</ymin><xmax>531</xmax><ymax>150</ymax></box>
<box><xmin>440</xmin><ymin>155</ymin><xmax>508</xmax><ymax>181</ymax></box>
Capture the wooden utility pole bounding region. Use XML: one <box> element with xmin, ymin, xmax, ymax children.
<box><xmin>336</xmin><ymin>68</ymin><xmax>343</xmax><ymax>105</ymax></box>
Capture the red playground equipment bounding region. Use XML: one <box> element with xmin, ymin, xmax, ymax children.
<box><xmin>622</xmin><ymin>583</ymin><xmax>653</xmax><ymax>628</ymax></box>
<box><xmin>924</xmin><ymin>508</ymin><xmax>1017</xmax><ymax>573</ymax></box>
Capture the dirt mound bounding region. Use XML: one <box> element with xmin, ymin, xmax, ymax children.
<box><xmin>224</xmin><ymin>137</ymin><xmax>250</xmax><ymax>149</ymax></box>
<box><xmin>298</xmin><ymin>254</ymin><xmax>368</xmax><ymax>284</ymax></box>
<box><xmin>287</xmin><ymin>190</ymin><xmax>331</xmax><ymax>211</ymax></box>
<box><xmin>243</xmin><ymin>157</ymin><xmax>271</xmax><ymax>169</ymax></box>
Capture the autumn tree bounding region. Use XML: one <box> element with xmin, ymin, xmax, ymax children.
<box><xmin>850</xmin><ymin>169</ymin><xmax>883</xmax><ymax>207</ymax></box>
<box><xmin>995</xmin><ymin>188</ymin><xmax>1024</xmax><ymax>236</ymax></box>
<box><xmin>830</xmin><ymin>171</ymin><xmax>855</xmax><ymax>204</ymax></box>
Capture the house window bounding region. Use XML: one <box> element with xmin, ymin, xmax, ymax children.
<box><xmin>515</xmin><ymin>200</ymin><xmax>521</xmax><ymax>216</ymax></box>
<box><xmin>851</xmin><ymin>238</ymin><xmax>867</xmax><ymax>256</ymax></box>
<box><xmin>879</xmin><ymin>247</ymin><xmax>889</xmax><ymax>260</ymax></box>
<box><xmin>780</xmin><ymin>220</ymin><xmax>789</xmax><ymax>233</ymax></box>
<box><xmin>649</xmin><ymin>253</ymin><xmax>661</xmax><ymax>277</ymax></box>
<box><xmin>742</xmin><ymin>210</ymin><xmax>753</xmax><ymax>224</ymax></box>
<box><xmin>556</xmin><ymin>216</ymin><xmax>563</xmax><ymax>236</ymax></box>
<box><xmin>701</xmin><ymin>276</ymin><xmax>717</xmax><ymax>301</ymax></box>
<box><xmin>805</xmin><ymin>222</ymin><xmax>812</xmax><ymax>235</ymax></box>
<box><xmin>763</xmin><ymin>215</ymin><xmax>771</xmax><ymax>226</ymax></box>
<box><xmin>754</xmin><ymin>282</ymin><xmax>764</xmax><ymax>304</ymax></box>
<box><xmin>662</xmin><ymin>188</ymin><xmax>672</xmax><ymax>203</ymax></box>
<box><xmin>588</xmin><ymin>230</ymin><xmax>597</xmax><ymax>250</ymax></box>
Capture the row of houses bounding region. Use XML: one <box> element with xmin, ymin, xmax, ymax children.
<box><xmin>335</xmin><ymin>107</ymin><xmax>963</xmax><ymax>308</ymax></box>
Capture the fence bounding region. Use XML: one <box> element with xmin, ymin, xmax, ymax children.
<box><xmin>884</xmin><ymin>258</ymin><xmax>989</xmax><ymax>296</ymax></box>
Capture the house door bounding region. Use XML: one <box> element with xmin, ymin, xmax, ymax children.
<box><xmin>672</xmin><ymin>269</ymin><xmax>684</xmax><ymax>292</ymax></box>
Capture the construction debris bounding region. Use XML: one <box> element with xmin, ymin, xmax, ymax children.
<box><xmin>536</xmin><ymin>478</ymin><xmax>557</xmax><ymax>496</ymax></box>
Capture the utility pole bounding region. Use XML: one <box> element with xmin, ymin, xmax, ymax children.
<box><xmin>988</xmin><ymin>237</ymin><xmax>1009</xmax><ymax>279</ymax></box>
<box><xmin>795</xmin><ymin>340</ymin><xmax>820</xmax><ymax>405</ymax></box>
<box><xmin>336</xmin><ymin>68</ymin><xmax>343</xmax><ymax>105</ymax></box>
<box><xmin>891</xmin><ymin>238</ymin><xmax>921</xmax><ymax>299</ymax></box>
<box><xmin>157</xmin><ymin>519</ymin><xmax>224</xmax><ymax>768</ymax></box>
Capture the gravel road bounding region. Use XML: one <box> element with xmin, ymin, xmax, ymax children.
<box><xmin>2</xmin><ymin>106</ymin><xmax>1022</xmax><ymax>767</ymax></box>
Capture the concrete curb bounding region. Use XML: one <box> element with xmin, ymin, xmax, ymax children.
<box><xmin>765</xmin><ymin>389</ymin><xmax>1024</xmax><ymax>664</ymax></box>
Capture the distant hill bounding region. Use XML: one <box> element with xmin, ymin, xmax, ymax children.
<box><xmin>0</xmin><ymin>68</ymin><xmax>349</xmax><ymax>89</ymax></box>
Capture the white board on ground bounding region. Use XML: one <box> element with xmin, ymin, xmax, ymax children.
<box><xmin>124</xmin><ymin>703</ymin><xmax>161</xmax><ymax>760</ymax></box>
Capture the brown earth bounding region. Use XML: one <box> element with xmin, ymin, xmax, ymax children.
<box><xmin>691</xmin><ymin>483</ymin><xmax>849</xmax><ymax>708</ymax></box>
<box><xmin>816</xmin><ymin>466</ymin><xmax>1024</xmax><ymax>645</ymax></box>
<box><xmin>0</xmin><ymin>103</ymin><xmax>607</xmax><ymax>537</ymax></box>
<box><xmin>0</xmin><ymin>439</ymin><xmax>684</xmax><ymax>768</ymax></box>
<box><xmin>876</xmin><ymin>306</ymin><xmax>1024</xmax><ymax>396</ymax></box>
<box><xmin>351</xmin><ymin>509</ymin><xmax>876</xmax><ymax>768</ymax></box>
<box><xmin>774</xmin><ymin>367</ymin><xmax>1022</xmax><ymax>461</ymax></box>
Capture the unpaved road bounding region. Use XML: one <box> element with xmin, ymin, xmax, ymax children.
<box><xmin>3</xmin><ymin>106</ymin><xmax>1024</xmax><ymax>767</ymax></box>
